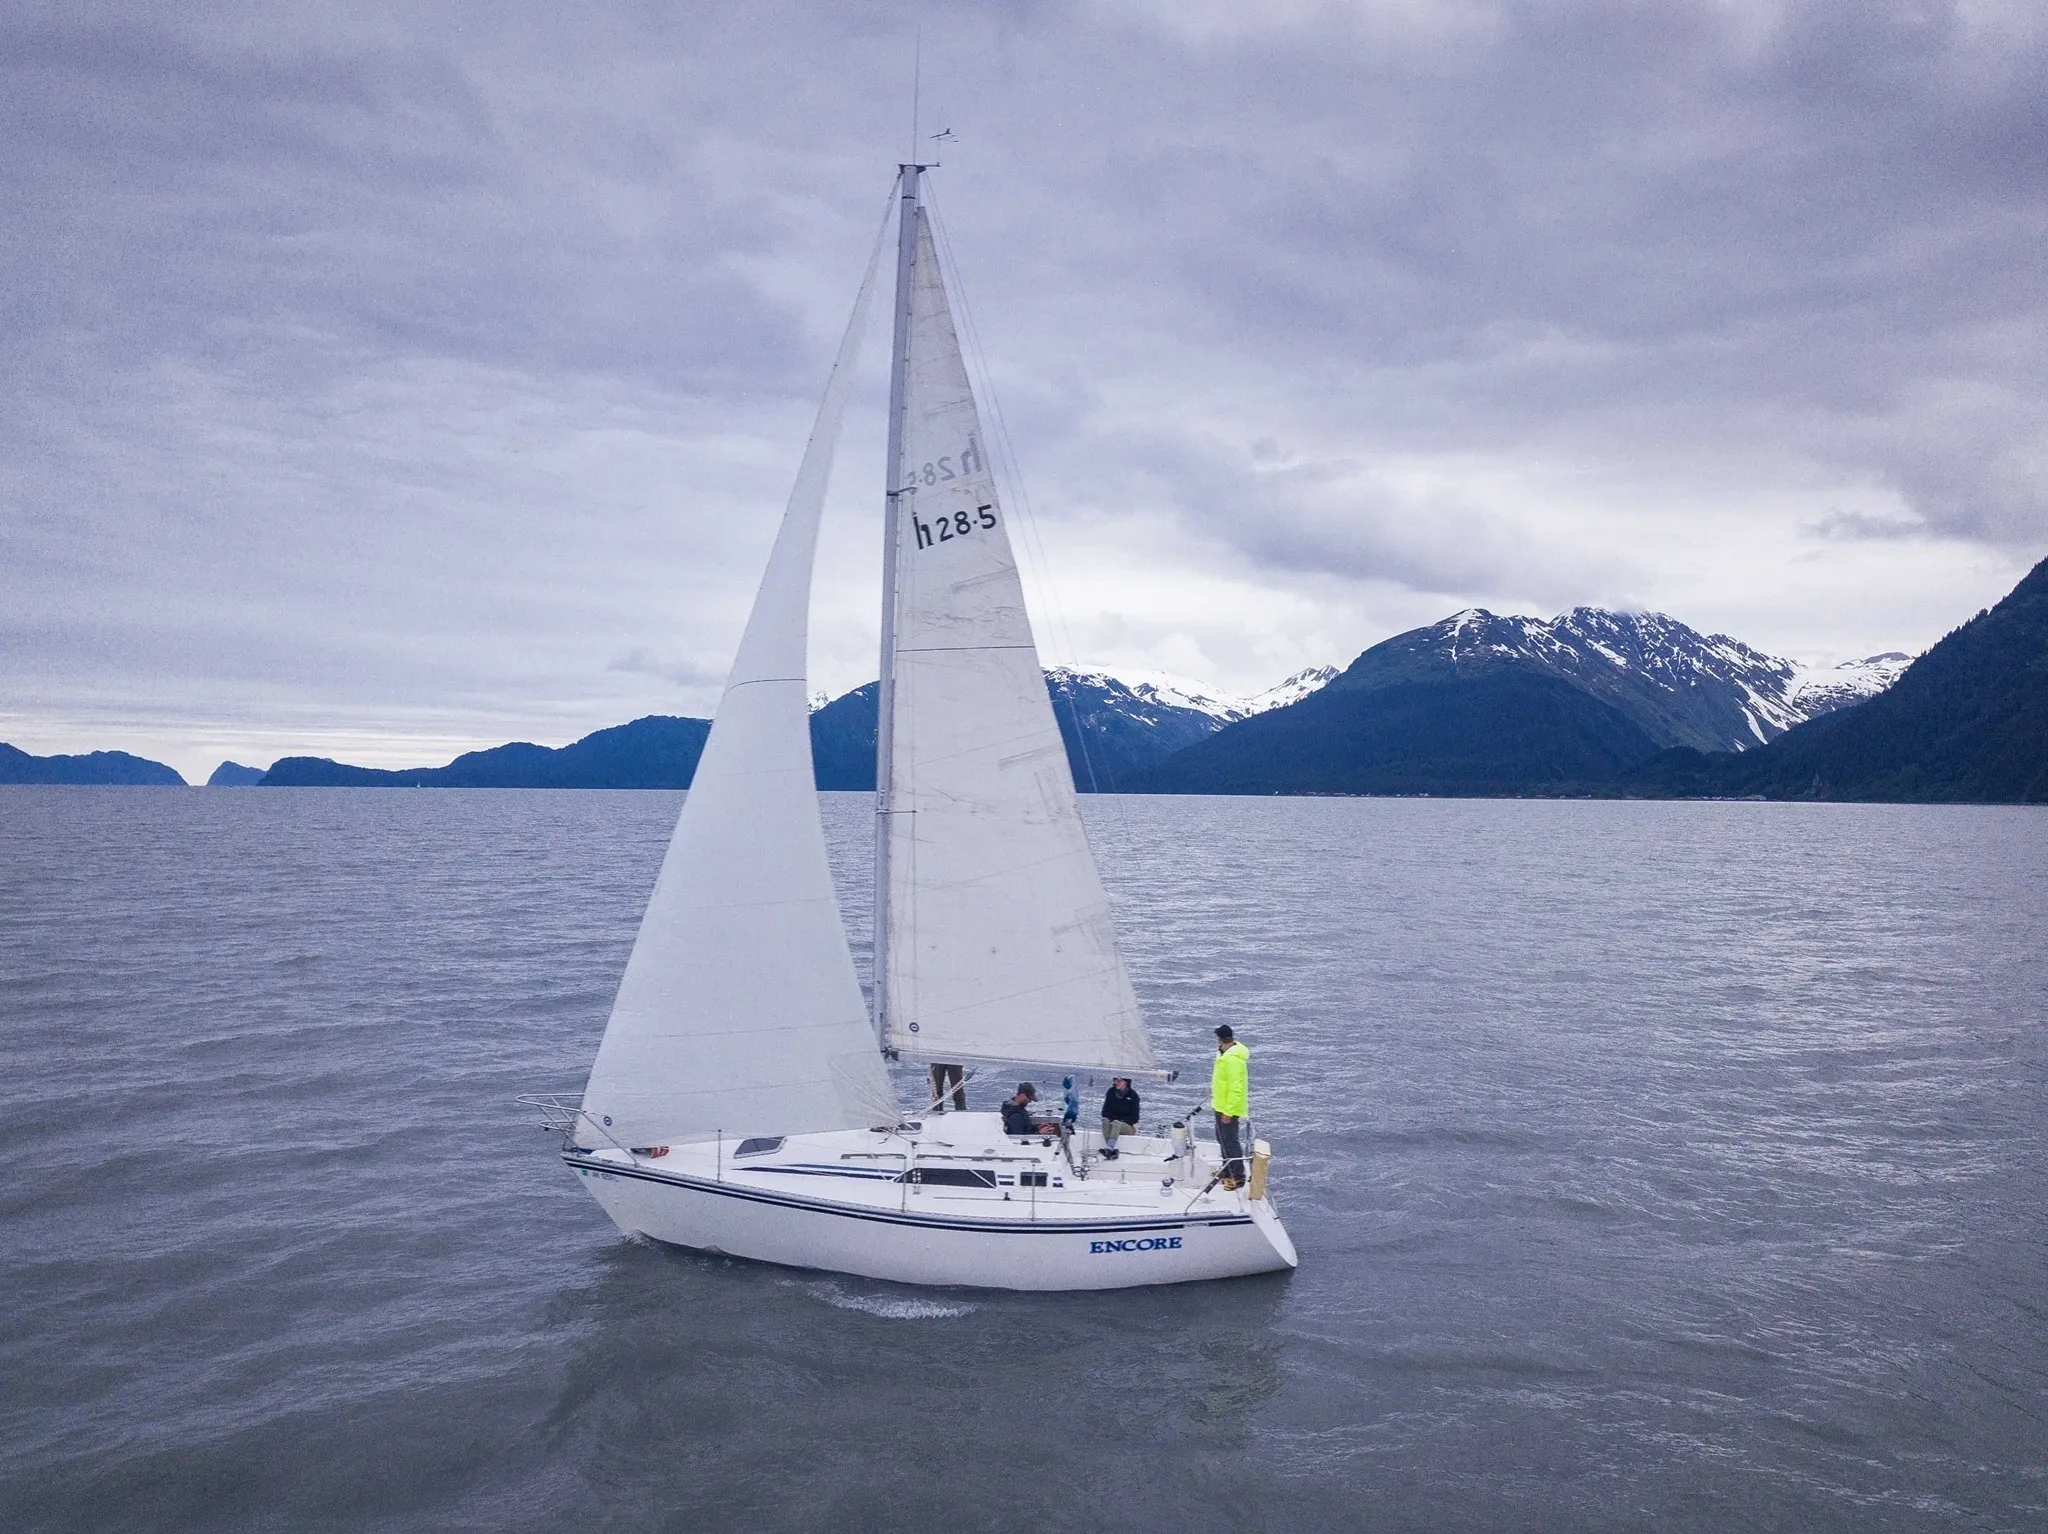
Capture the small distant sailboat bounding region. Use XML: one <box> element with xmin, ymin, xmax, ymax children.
<box><xmin>526</xmin><ymin>167</ymin><xmax>1296</xmax><ymax>1290</ymax></box>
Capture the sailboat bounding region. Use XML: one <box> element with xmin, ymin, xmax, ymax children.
<box><xmin>527</xmin><ymin>167</ymin><xmax>1297</xmax><ymax>1290</ymax></box>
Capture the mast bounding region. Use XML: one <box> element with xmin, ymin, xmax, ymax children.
<box><xmin>873</xmin><ymin>163</ymin><xmax>924</xmax><ymax>1046</ymax></box>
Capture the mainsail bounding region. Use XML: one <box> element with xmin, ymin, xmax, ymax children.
<box><xmin>580</xmin><ymin>215</ymin><xmax>897</xmax><ymax>1147</ymax></box>
<box><xmin>877</xmin><ymin>201</ymin><xmax>1157</xmax><ymax>1076</ymax></box>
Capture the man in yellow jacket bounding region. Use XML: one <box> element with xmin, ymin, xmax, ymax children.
<box><xmin>1211</xmin><ymin>1025</ymin><xmax>1251</xmax><ymax>1190</ymax></box>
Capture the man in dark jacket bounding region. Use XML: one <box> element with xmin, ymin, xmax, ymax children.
<box><xmin>1100</xmin><ymin>1077</ymin><xmax>1141</xmax><ymax>1159</ymax></box>
<box><xmin>1001</xmin><ymin>1083</ymin><xmax>1059</xmax><ymax>1137</ymax></box>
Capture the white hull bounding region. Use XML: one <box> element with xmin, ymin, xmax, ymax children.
<box><xmin>566</xmin><ymin>1113</ymin><xmax>1297</xmax><ymax>1291</ymax></box>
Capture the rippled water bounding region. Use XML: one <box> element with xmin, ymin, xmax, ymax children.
<box><xmin>2</xmin><ymin>788</ymin><xmax>2043</xmax><ymax>1531</ymax></box>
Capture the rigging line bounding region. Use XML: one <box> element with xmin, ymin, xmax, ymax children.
<box><xmin>921</xmin><ymin>186</ymin><xmax>1133</xmax><ymax>837</ymax></box>
<box><xmin>879</xmin><ymin>167</ymin><xmax>928</xmax><ymax>1052</ymax></box>
<box><xmin>830</xmin><ymin>173</ymin><xmax>910</xmax><ymax>1062</ymax></box>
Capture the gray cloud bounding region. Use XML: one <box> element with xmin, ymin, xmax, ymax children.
<box><xmin>607</xmin><ymin>647</ymin><xmax>723</xmax><ymax>691</ymax></box>
<box><xmin>1803</xmin><ymin>511</ymin><xmax>1930</xmax><ymax>542</ymax></box>
<box><xmin>3</xmin><ymin>0</ymin><xmax>2043</xmax><ymax>774</ymax></box>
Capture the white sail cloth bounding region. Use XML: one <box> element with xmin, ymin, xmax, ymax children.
<box><xmin>879</xmin><ymin>211</ymin><xmax>1157</xmax><ymax>1075</ymax></box>
<box><xmin>580</xmin><ymin>219</ymin><xmax>897</xmax><ymax>1148</ymax></box>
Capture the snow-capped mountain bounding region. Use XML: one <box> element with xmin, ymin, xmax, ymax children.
<box><xmin>812</xmin><ymin>618</ymin><xmax>1904</xmax><ymax>793</ymax></box>
<box><xmin>1787</xmin><ymin>653</ymin><xmax>1914</xmax><ymax>718</ymax></box>
<box><xmin>810</xmin><ymin>669</ymin><xmax>1249</xmax><ymax>790</ymax></box>
<box><xmin>1040</xmin><ymin>668</ymin><xmax>1235</xmax><ymax>787</ymax></box>
<box><xmin>1051</xmin><ymin>665</ymin><xmax>1341</xmax><ymax>724</ymax></box>
<box><xmin>1003</xmin><ymin>616</ymin><xmax>1903</xmax><ymax>777</ymax></box>
<box><xmin>1134</xmin><ymin>608</ymin><xmax>1920</xmax><ymax>797</ymax></box>
<box><xmin>806</xmin><ymin>665</ymin><xmax>1343</xmax><ymax>790</ymax></box>
<box><xmin>1050</xmin><ymin>669</ymin><xmax>1239</xmax><ymax>721</ymax></box>
<box><xmin>1229</xmin><ymin>666</ymin><xmax>1343</xmax><ymax>719</ymax></box>
<box><xmin>1333</xmin><ymin>607</ymin><xmax>1909</xmax><ymax>753</ymax></box>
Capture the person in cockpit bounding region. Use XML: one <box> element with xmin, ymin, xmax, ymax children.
<box><xmin>1100</xmin><ymin>1076</ymin><xmax>1141</xmax><ymax>1159</ymax></box>
<box><xmin>1001</xmin><ymin>1083</ymin><xmax>1060</xmax><ymax>1136</ymax></box>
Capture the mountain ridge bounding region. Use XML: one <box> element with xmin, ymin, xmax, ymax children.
<box><xmin>1134</xmin><ymin>607</ymin><xmax>1915</xmax><ymax>797</ymax></box>
<box><xmin>0</xmin><ymin>743</ymin><xmax>186</xmax><ymax>786</ymax></box>
<box><xmin>7</xmin><ymin>606</ymin><xmax>1917</xmax><ymax>795</ymax></box>
<box><xmin>1133</xmin><ymin>670</ymin><xmax>1666</xmax><ymax>797</ymax></box>
<box><xmin>260</xmin><ymin>716</ymin><xmax>712</xmax><ymax>789</ymax></box>
<box><xmin>253</xmin><ymin>665</ymin><xmax>1342</xmax><ymax>792</ymax></box>
<box><xmin>1625</xmin><ymin>558</ymin><xmax>2048</xmax><ymax>803</ymax></box>
<box><xmin>1330</xmin><ymin>606</ymin><xmax>1903</xmax><ymax>754</ymax></box>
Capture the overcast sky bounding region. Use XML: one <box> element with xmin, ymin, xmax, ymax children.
<box><xmin>4</xmin><ymin>0</ymin><xmax>2044</xmax><ymax>777</ymax></box>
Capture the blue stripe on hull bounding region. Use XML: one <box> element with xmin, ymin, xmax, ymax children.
<box><xmin>564</xmin><ymin>1153</ymin><xmax>1254</xmax><ymax>1236</ymax></box>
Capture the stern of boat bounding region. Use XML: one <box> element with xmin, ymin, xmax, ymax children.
<box><xmin>1249</xmin><ymin>1193</ymin><xmax>1299</xmax><ymax>1270</ymax></box>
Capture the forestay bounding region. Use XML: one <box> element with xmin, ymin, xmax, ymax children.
<box><xmin>581</xmin><ymin>217</ymin><xmax>897</xmax><ymax>1148</ymax></box>
<box><xmin>878</xmin><ymin>209</ymin><xmax>1157</xmax><ymax>1076</ymax></box>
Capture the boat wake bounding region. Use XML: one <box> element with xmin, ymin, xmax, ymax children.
<box><xmin>789</xmin><ymin>1279</ymin><xmax>977</xmax><ymax>1320</ymax></box>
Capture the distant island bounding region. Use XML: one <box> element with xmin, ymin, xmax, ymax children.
<box><xmin>8</xmin><ymin>559</ymin><xmax>2041</xmax><ymax>802</ymax></box>
<box><xmin>0</xmin><ymin>744</ymin><xmax>185</xmax><ymax>786</ymax></box>
<box><xmin>261</xmin><ymin>716</ymin><xmax>713</xmax><ymax>789</ymax></box>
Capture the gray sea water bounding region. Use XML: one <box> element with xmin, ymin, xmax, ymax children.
<box><xmin>1</xmin><ymin>787</ymin><xmax>2043</xmax><ymax>1532</ymax></box>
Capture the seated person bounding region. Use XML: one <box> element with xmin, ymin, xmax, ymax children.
<box><xmin>1100</xmin><ymin>1076</ymin><xmax>1141</xmax><ymax>1158</ymax></box>
<box><xmin>1001</xmin><ymin>1083</ymin><xmax>1060</xmax><ymax>1136</ymax></box>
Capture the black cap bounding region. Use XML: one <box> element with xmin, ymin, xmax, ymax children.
<box><xmin>1214</xmin><ymin>1025</ymin><xmax>1234</xmax><ymax>1041</ymax></box>
<box><xmin>1017</xmin><ymin>1082</ymin><xmax>1036</xmax><ymax>1098</ymax></box>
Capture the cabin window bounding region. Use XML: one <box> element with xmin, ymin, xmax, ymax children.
<box><xmin>734</xmin><ymin>1137</ymin><xmax>785</xmax><ymax>1157</ymax></box>
<box><xmin>1018</xmin><ymin>1170</ymin><xmax>1049</xmax><ymax>1188</ymax></box>
<box><xmin>903</xmin><ymin>1167</ymin><xmax>998</xmax><ymax>1188</ymax></box>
